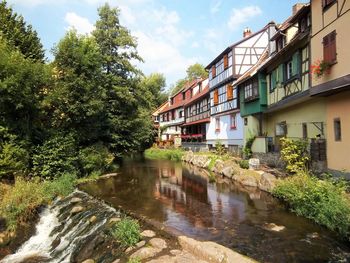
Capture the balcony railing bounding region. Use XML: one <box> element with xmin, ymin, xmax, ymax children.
<box><xmin>186</xmin><ymin>111</ymin><xmax>210</xmax><ymax>124</ymax></box>
<box><xmin>209</xmin><ymin>67</ymin><xmax>232</xmax><ymax>89</ymax></box>
<box><xmin>160</xmin><ymin>117</ymin><xmax>185</xmax><ymax>127</ymax></box>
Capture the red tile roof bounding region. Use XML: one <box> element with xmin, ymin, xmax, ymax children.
<box><xmin>184</xmin><ymin>83</ymin><xmax>209</xmax><ymax>107</ymax></box>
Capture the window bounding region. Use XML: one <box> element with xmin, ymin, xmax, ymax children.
<box><xmin>276</xmin><ymin>121</ymin><xmax>287</xmax><ymax>136</ymax></box>
<box><xmin>213</xmin><ymin>89</ymin><xmax>219</xmax><ymax>105</ymax></box>
<box><xmin>182</xmin><ymin>92</ymin><xmax>186</xmax><ymax>100</ymax></box>
<box><xmin>223</xmin><ymin>54</ymin><xmax>228</xmax><ymax>69</ymax></box>
<box><xmin>244</xmin><ymin>118</ymin><xmax>248</xmax><ymax>126</ymax></box>
<box><xmin>302</xmin><ymin>123</ymin><xmax>308</xmax><ymax>139</ymax></box>
<box><xmin>212</xmin><ymin>65</ymin><xmax>216</xmax><ymax>78</ymax></box>
<box><xmin>170</xmin><ymin>98</ymin><xmax>174</xmax><ymax>105</ymax></box>
<box><xmin>286</xmin><ymin>60</ymin><xmax>293</xmax><ymax>80</ymax></box>
<box><xmin>334</xmin><ymin>118</ymin><xmax>341</xmax><ymax>141</ymax></box>
<box><xmin>215</xmin><ymin>117</ymin><xmax>220</xmax><ymax>132</ymax></box>
<box><xmin>179</xmin><ymin>110</ymin><xmax>183</xmax><ymax>118</ymax></box>
<box><xmin>244</xmin><ymin>79</ymin><xmax>259</xmax><ymax>100</ymax></box>
<box><xmin>322</xmin><ymin>0</ymin><xmax>336</xmax><ymax>9</ymax></box>
<box><xmin>230</xmin><ymin>114</ymin><xmax>237</xmax><ymax>129</ymax></box>
<box><xmin>227</xmin><ymin>84</ymin><xmax>233</xmax><ymax>100</ymax></box>
<box><xmin>323</xmin><ymin>31</ymin><xmax>337</xmax><ymax>64</ymax></box>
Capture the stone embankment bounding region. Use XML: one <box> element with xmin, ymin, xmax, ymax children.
<box><xmin>182</xmin><ymin>151</ymin><xmax>278</xmax><ymax>193</ymax></box>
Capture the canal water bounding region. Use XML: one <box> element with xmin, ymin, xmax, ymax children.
<box><xmin>80</xmin><ymin>158</ymin><xmax>350</xmax><ymax>263</ymax></box>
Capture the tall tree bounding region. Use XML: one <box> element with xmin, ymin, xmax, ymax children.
<box><xmin>0</xmin><ymin>1</ymin><xmax>45</xmax><ymax>61</ymax></box>
<box><xmin>93</xmin><ymin>3</ymin><xmax>153</xmax><ymax>155</ymax></box>
<box><xmin>140</xmin><ymin>73</ymin><xmax>168</xmax><ymax>108</ymax></box>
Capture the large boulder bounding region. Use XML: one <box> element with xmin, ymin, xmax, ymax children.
<box><xmin>182</xmin><ymin>151</ymin><xmax>194</xmax><ymax>163</ymax></box>
<box><xmin>258</xmin><ymin>172</ymin><xmax>277</xmax><ymax>193</ymax></box>
<box><xmin>248</xmin><ymin>158</ymin><xmax>260</xmax><ymax>170</ymax></box>
<box><xmin>130</xmin><ymin>247</ymin><xmax>161</xmax><ymax>260</ymax></box>
<box><xmin>149</xmin><ymin>238</ymin><xmax>167</xmax><ymax>250</ymax></box>
<box><xmin>192</xmin><ymin>155</ymin><xmax>210</xmax><ymax>168</ymax></box>
<box><xmin>212</xmin><ymin>159</ymin><xmax>225</xmax><ymax>174</ymax></box>
<box><xmin>70</xmin><ymin>206</ymin><xmax>84</xmax><ymax>214</ymax></box>
<box><xmin>233</xmin><ymin>170</ymin><xmax>261</xmax><ymax>188</ymax></box>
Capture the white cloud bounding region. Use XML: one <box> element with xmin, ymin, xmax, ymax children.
<box><xmin>227</xmin><ymin>6</ymin><xmax>262</xmax><ymax>31</ymax></box>
<box><xmin>210</xmin><ymin>0</ymin><xmax>222</xmax><ymax>14</ymax></box>
<box><xmin>64</xmin><ymin>12</ymin><xmax>95</xmax><ymax>35</ymax></box>
<box><xmin>119</xmin><ymin>5</ymin><xmax>136</xmax><ymax>25</ymax></box>
<box><xmin>191</xmin><ymin>41</ymin><xmax>199</xmax><ymax>48</ymax></box>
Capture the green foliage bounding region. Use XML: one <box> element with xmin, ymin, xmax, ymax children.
<box><xmin>79</xmin><ymin>142</ymin><xmax>115</xmax><ymax>177</ymax></box>
<box><xmin>239</xmin><ymin>160</ymin><xmax>249</xmax><ymax>169</ymax></box>
<box><xmin>0</xmin><ymin>127</ymin><xmax>29</xmax><ymax>178</ymax></box>
<box><xmin>280</xmin><ymin>137</ymin><xmax>309</xmax><ymax>173</ymax></box>
<box><xmin>215</xmin><ymin>141</ymin><xmax>226</xmax><ymax>156</ymax></box>
<box><xmin>144</xmin><ymin>148</ymin><xmax>184</xmax><ymax>161</ymax></box>
<box><xmin>0</xmin><ymin>1</ymin><xmax>45</xmax><ymax>61</ymax></box>
<box><xmin>111</xmin><ymin>217</ymin><xmax>141</xmax><ymax>247</ymax></box>
<box><xmin>32</xmin><ymin>133</ymin><xmax>78</xmax><ymax>179</ymax></box>
<box><xmin>0</xmin><ymin>175</ymin><xmax>76</xmax><ymax>231</ymax></box>
<box><xmin>207</xmin><ymin>156</ymin><xmax>219</xmax><ymax>171</ymax></box>
<box><xmin>127</xmin><ymin>258</ymin><xmax>141</xmax><ymax>263</ymax></box>
<box><xmin>243</xmin><ymin>136</ymin><xmax>255</xmax><ymax>159</ymax></box>
<box><xmin>140</xmin><ymin>73</ymin><xmax>168</xmax><ymax>108</ymax></box>
<box><xmin>273</xmin><ymin>172</ymin><xmax>350</xmax><ymax>239</ymax></box>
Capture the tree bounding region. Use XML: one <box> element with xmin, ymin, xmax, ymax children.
<box><xmin>46</xmin><ymin>30</ymin><xmax>107</xmax><ymax>145</ymax></box>
<box><xmin>140</xmin><ymin>73</ymin><xmax>168</xmax><ymax>108</ymax></box>
<box><xmin>92</xmin><ymin>3</ymin><xmax>153</xmax><ymax>155</ymax></box>
<box><xmin>0</xmin><ymin>1</ymin><xmax>45</xmax><ymax>61</ymax></box>
<box><xmin>171</xmin><ymin>63</ymin><xmax>208</xmax><ymax>95</ymax></box>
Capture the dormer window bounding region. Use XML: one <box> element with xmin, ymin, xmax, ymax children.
<box><xmin>276</xmin><ymin>36</ymin><xmax>286</xmax><ymax>52</ymax></box>
<box><xmin>182</xmin><ymin>92</ymin><xmax>185</xmax><ymax>100</ymax></box>
<box><xmin>170</xmin><ymin>98</ymin><xmax>174</xmax><ymax>105</ymax></box>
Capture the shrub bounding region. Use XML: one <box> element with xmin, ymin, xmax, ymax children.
<box><xmin>43</xmin><ymin>173</ymin><xmax>77</xmax><ymax>198</ymax></box>
<box><xmin>280</xmin><ymin>137</ymin><xmax>309</xmax><ymax>173</ymax></box>
<box><xmin>239</xmin><ymin>160</ymin><xmax>249</xmax><ymax>169</ymax></box>
<box><xmin>215</xmin><ymin>140</ymin><xmax>226</xmax><ymax>156</ymax></box>
<box><xmin>111</xmin><ymin>217</ymin><xmax>141</xmax><ymax>247</ymax></box>
<box><xmin>32</xmin><ymin>133</ymin><xmax>78</xmax><ymax>179</ymax></box>
<box><xmin>243</xmin><ymin>136</ymin><xmax>255</xmax><ymax>159</ymax></box>
<box><xmin>79</xmin><ymin>142</ymin><xmax>115</xmax><ymax>177</ymax></box>
<box><xmin>273</xmin><ymin>172</ymin><xmax>350</xmax><ymax>239</ymax></box>
<box><xmin>144</xmin><ymin>148</ymin><xmax>184</xmax><ymax>162</ymax></box>
<box><xmin>0</xmin><ymin>127</ymin><xmax>29</xmax><ymax>178</ymax></box>
<box><xmin>127</xmin><ymin>258</ymin><xmax>141</xmax><ymax>263</ymax></box>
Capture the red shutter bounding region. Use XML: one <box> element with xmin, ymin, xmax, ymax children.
<box><xmin>223</xmin><ymin>54</ymin><xmax>228</xmax><ymax>69</ymax></box>
<box><xmin>214</xmin><ymin>90</ymin><xmax>219</xmax><ymax>105</ymax></box>
<box><xmin>227</xmin><ymin>84</ymin><xmax>233</xmax><ymax>100</ymax></box>
<box><xmin>323</xmin><ymin>31</ymin><xmax>336</xmax><ymax>63</ymax></box>
<box><xmin>212</xmin><ymin>65</ymin><xmax>216</xmax><ymax>78</ymax></box>
<box><xmin>323</xmin><ymin>34</ymin><xmax>330</xmax><ymax>63</ymax></box>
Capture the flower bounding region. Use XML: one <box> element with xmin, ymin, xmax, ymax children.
<box><xmin>310</xmin><ymin>60</ymin><xmax>331</xmax><ymax>78</ymax></box>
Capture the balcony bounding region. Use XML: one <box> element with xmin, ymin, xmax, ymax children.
<box><xmin>160</xmin><ymin>117</ymin><xmax>185</xmax><ymax>127</ymax></box>
<box><xmin>209</xmin><ymin>67</ymin><xmax>233</xmax><ymax>89</ymax></box>
<box><xmin>186</xmin><ymin>111</ymin><xmax>210</xmax><ymax>124</ymax></box>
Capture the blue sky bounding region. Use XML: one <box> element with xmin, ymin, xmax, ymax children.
<box><xmin>7</xmin><ymin>0</ymin><xmax>308</xmax><ymax>88</ymax></box>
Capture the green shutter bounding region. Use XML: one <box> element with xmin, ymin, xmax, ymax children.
<box><xmin>292</xmin><ymin>51</ymin><xmax>301</xmax><ymax>76</ymax></box>
<box><xmin>271</xmin><ymin>70</ymin><xmax>276</xmax><ymax>91</ymax></box>
<box><xmin>277</xmin><ymin>64</ymin><xmax>284</xmax><ymax>84</ymax></box>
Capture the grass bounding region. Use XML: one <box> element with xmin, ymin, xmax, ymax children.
<box><xmin>0</xmin><ymin>174</ymin><xmax>77</xmax><ymax>231</ymax></box>
<box><xmin>111</xmin><ymin>217</ymin><xmax>141</xmax><ymax>247</ymax></box>
<box><xmin>273</xmin><ymin>171</ymin><xmax>350</xmax><ymax>239</ymax></box>
<box><xmin>144</xmin><ymin>148</ymin><xmax>184</xmax><ymax>162</ymax></box>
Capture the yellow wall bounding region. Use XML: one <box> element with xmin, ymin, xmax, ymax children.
<box><xmin>265</xmin><ymin>98</ymin><xmax>326</xmax><ymax>141</ymax></box>
<box><xmin>311</xmin><ymin>0</ymin><xmax>350</xmax><ymax>87</ymax></box>
<box><xmin>326</xmin><ymin>91</ymin><xmax>350</xmax><ymax>172</ymax></box>
<box><xmin>243</xmin><ymin>115</ymin><xmax>260</xmax><ymax>143</ymax></box>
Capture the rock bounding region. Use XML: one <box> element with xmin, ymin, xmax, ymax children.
<box><xmin>130</xmin><ymin>247</ymin><xmax>161</xmax><ymax>260</ymax></box>
<box><xmin>221</xmin><ymin>166</ymin><xmax>234</xmax><ymax>178</ymax></box>
<box><xmin>170</xmin><ymin>249</ymin><xmax>182</xmax><ymax>255</ymax></box>
<box><xmin>149</xmin><ymin>238</ymin><xmax>167</xmax><ymax>250</ymax></box>
<box><xmin>111</xmin><ymin>259</ymin><xmax>120</xmax><ymax>263</ymax></box>
<box><xmin>178</xmin><ymin>236</ymin><xmax>257</xmax><ymax>263</ymax></box>
<box><xmin>182</xmin><ymin>151</ymin><xmax>194</xmax><ymax>163</ymax></box>
<box><xmin>100</xmin><ymin>173</ymin><xmax>118</xmax><ymax>179</ymax></box>
<box><xmin>141</xmin><ymin>229</ymin><xmax>156</xmax><ymax>238</ymax></box>
<box><xmin>109</xmin><ymin>217</ymin><xmax>121</xmax><ymax>225</ymax></box>
<box><xmin>125</xmin><ymin>246</ymin><xmax>134</xmax><ymax>253</ymax></box>
<box><xmin>212</xmin><ymin>159</ymin><xmax>225</xmax><ymax>174</ymax></box>
<box><xmin>233</xmin><ymin>170</ymin><xmax>261</xmax><ymax>188</ymax></box>
<box><xmin>136</xmin><ymin>240</ymin><xmax>146</xmax><ymax>248</ymax></box>
<box><xmin>71</xmin><ymin>197</ymin><xmax>82</xmax><ymax>204</ymax></box>
<box><xmin>248</xmin><ymin>158</ymin><xmax>260</xmax><ymax>170</ymax></box>
<box><xmin>81</xmin><ymin>259</ymin><xmax>95</xmax><ymax>263</ymax></box>
<box><xmin>70</xmin><ymin>206</ymin><xmax>84</xmax><ymax>214</ymax></box>
<box><xmin>263</xmin><ymin>223</ymin><xmax>285</xmax><ymax>232</ymax></box>
<box><xmin>192</xmin><ymin>155</ymin><xmax>210</xmax><ymax>168</ymax></box>
<box><xmin>258</xmin><ymin>172</ymin><xmax>277</xmax><ymax>193</ymax></box>
<box><xmin>307</xmin><ymin>232</ymin><xmax>320</xmax><ymax>239</ymax></box>
<box><xmin>89</xmin><ymin>215</ymin><xmax>97</xmax><ymax>224</ymax></box>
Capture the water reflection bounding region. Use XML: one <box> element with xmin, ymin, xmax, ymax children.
<box><xmin>80</xmin><ymin>158</ymin><xmax>350</xmax><ymax>263</ymax></box>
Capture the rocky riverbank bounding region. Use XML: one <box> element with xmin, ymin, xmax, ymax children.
<box><xmin>182</xmin><ymin>151</ymin><xmax>279</xmax><ymax>193</ymax></box>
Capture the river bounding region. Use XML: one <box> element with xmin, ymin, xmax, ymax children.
<box><xmin>80</xmin><ymin>157</ymin><xmax>350</xmax><ymax>263</ymax></box>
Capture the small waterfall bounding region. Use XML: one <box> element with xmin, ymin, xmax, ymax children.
<box><xmin>1</xmin><ymin>190</ymin><xmax>120</xmax><ymax>263</ymax></box>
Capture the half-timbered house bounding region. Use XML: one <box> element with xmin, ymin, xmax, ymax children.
<box><xmin>310</xmin><ymin>0</ymin><xmax>350</xmax><ymax>174</ymax></box>
<box><xmin>181</xmin><ymin>78</ymin><xmax>210</xmax><ymax>150</ymax></box>
<box><xmin>205</xmin><ymin>23</ymin><xmax>276</xmax><ymax>151</ymax></box>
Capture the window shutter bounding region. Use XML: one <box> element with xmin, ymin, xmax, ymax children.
<box><xmin>323</xmin><ymin>34</ymin><xmax>330</xmax><ymax>62</ymax></box>
<box><xmin>227</xmin><ymin>84</ymin><xmax>233</xmax><ymax>100</ymax></box>
<box><xmin>214</xmin><ymin>89</ymin><xmax>219</xmax><ymax>105</ymax></box>
<box><xmin>329</xmin><ymin>31</ymin><xmax>336</xmax><ymax>62</ymax></box>
<box><xmin>292</xmin><ymin>51</ymin><xmax>301</xmax><ymax>76</ymax></box>
<box><xmin>277</xmin><ymin>64</ymin><xmax>284</xmax><ymax>83</ymax></box>
<box><xmin>271</xmin><ymin>71</ymin><xmax>277</xmax><ymax>91</ymax></box>
<box><xmin>212</xmin><ymin>65</ymin><xmax>216</xmax><ymax>78</ymax></box>
<box><xmin>224</xmin><ymin>54</ymin><xmax>228</xmax><ymax>69</ymax></box>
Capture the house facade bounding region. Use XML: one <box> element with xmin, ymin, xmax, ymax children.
<box><xmin>205</xmin><ymin>23</ymin><xmax>276</xmax><ymax>150</ymax></box>
<box><xmin>181</xmin><ymin>78</ymin><xmax>210</xmax><ymax>150</ymax></box>
<box><xmin>310</xmin><ymin>0</ymin><xmax>350</xmax><ymax>173</ymax></box>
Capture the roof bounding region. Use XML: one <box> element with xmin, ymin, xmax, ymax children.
<box><xmin>152</xmin><ymin>101</ymin><xmax>168</xmax><ymax>116</ymax></box>
<box><xmin>205</xmin><ymin>22</ymin><xmax>275</xmax><ymax>70</ymax></box>
<box><xmin>184</xmin><ymin>83</ymin><xmax>209</xmax><ymax>107</ymax></box>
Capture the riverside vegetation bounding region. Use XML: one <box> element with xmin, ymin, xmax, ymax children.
<box><xmin>146</xmin><ymin>138</ymin><xmax>350</xmax><ymax>240</ymax></box>
<box><xmin>0</xmin><ymin>0</ymin><xmax>170</xmax><ymax>239</ymax></box>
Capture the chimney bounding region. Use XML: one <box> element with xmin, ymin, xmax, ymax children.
<box><xmin>293</xmin><ymin>3</ymin><xmax>305</xmax><ymax>15</ymax></box>
<box><xmin>243</xmin><ymin>27</ymin><xmax>252</xmax><ymax>38</ymax></box>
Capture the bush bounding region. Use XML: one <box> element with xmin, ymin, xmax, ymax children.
<box><xmin>79</xmin><ymin>142</ymin><xmax>115</xmax><ymax>177</ymax></box>
<box><xmin>243</xmin><ymin>136</ymin><xmax>255</xmax><ymax>159</ymax></box>
<box><xmin>144</xmin><ymin>148</ymin><xmax>184</xmax><ymax>161</ymax></box>
<box><xmin>111</xmin><ymin>217</ymin><xmax>141</xmax><ymax>247</ymax></box>
<box><xmin>32</xmin><ymin>133</ymin><xmax>78</xmax><ymax>179</ymax></box>
<box><xmin>239</xmin><ymin>160</ymin><xmax>249</xmax><ymax>169</ymax></box>
<box><xmin>43</xmin><ymin>173</ymin><xmax>77</xmax><ymax>198</ymax></box>
<box><xmin>280</xmin><ymin>137</ymin><xmax>309</xmax><ymax>173</ymax></box>
<box><xmin>273</xmin><ymin>172</ymin><xmax>350</xmax><ymax>239</ymax></box>
<box><xmin>127</xmin><ymin>258</ymin><xmax>141</xmax><ymax>263</ymax></box>
<box><xmin>215</xmin><ymin>140</ymin><xmax>226</xmax><ymax>156</ymax></box>
<box><xmin>0</xmin><ymin>126</ymin><xmax>29</xmax><ymax>178</ymax></box>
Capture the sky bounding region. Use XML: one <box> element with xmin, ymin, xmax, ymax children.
<box><xmin>7</xmin><ymin>0</ymin><xmax>308</xmax><ymax>89</ymax></box>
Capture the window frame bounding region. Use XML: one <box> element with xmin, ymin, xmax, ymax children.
<box><xmin>334</xmin><ymin>118</ymin><xmax>341</xmax><ymax>141</ymax></box>
<box><xmin>322</xmin><ymin>0</ymin><xmax>337</xmax><ymax>11</ymax></box>
<box><xmin>230</xmin><ymin>113</ymin><xmax>237</xmax><ymax>130</ymax></box>
<box><xmin>244</xmin><ymin>78</ymin><xmax>259</xmax><ymax>101</ymax></box>
<box><xmin>215</xmin><ymin>117</ymin><xmax>220</xmax><ymax>132</ymax></box>
<box><xmin>323</xmin><ymin>30</ymin><xmax>337</xmax><ymax>64</ymax></box>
